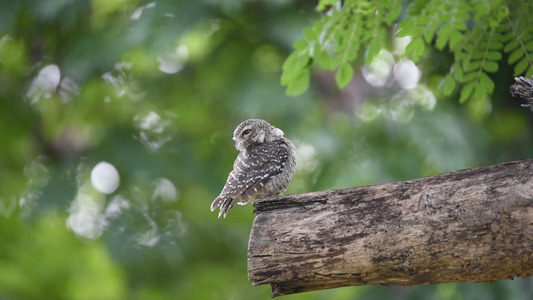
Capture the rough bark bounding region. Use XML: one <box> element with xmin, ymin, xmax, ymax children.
<box><xmin>511</xmin><ymin>76</ymin><xmax>533</xmax><ymax>110</ymax></box>
<box><xmin>247</xmin><ymin>159</ymin><xmax>533</xmax><ymax>297</ymax></box>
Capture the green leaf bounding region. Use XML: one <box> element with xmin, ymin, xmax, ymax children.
<box><xmin>346</xmin><ymin>45</ymin><xmax>359</xmax><ymax>61</ymax></box>
<box><xmin>496</xmin><ymin>5</ymin><xmax>509</xmax><ymax>21</ymax></box>
<box><xmin>471</xmin><ymin>50</ymin><xmax>483</xmax><ymax>60</ymax></box>
<box><xmin>436</xmin><ymin>24</ymin><xmax>451</xmax><ymax>50</ymax></box>
<box><xmin>423</xmin><ymin>29</ymin><xmax>435</xmax><ymax>44</ymax></box>
<box><xmin>317</xmin><ymin>0</ymin><xmax>338</xmax><ymax>11</ymax></box>
<box><xmin>405</xmin><ymin>37</ymin><xmax>425</xmax><ymax>62</ymax></box>
<box><xmin>456</xmin><ymin>10</ymin><xmax>469</xmax><ymax>21</ymax></box>
<box><xmin>332</xmin><ymin>54</ymin><xmax>344</xmax><ymax>69</ymax></box>
<box><xmin>479</xmin><ymin>72</ymin><xmax>494</xmax><ymax>94</ymax></box>
<box><xmin>452</xmin><ymin>63</ymin><xmax>464</xmax><ymax>81</ymax></box>
<box><xmin>460</xmin><ymin>82</ymin><xmax>475</xmax><ymax>103</ymax></box>
<box><xmin>486</xmin><ymin>51</ymin><xmax>502</xmax><ymax>60</ymax></box>
<box><xmin>361</xmin><ymin>30</ymin><xmax>373</xmax><ymax>41</ymax></box>
<box><xmin>385</xmin><ymin>3</ymin><xmax>402</xmax><ymax>25</ymax></box>
<box><xmin>527</xmin><ymin>65</ymin><xmax>533</xmax><ymax>78</ymax></box>
<box><xmin>453</xmin><ymin>21</ymin><xmax>468</xmax><ymax>31</ymax></box>
<box><xmin>418</xmin><ymin>16</ymin><xmax>431</xmax><ymax>25</ymax></box>
<box><xmin>286</xmin><ymin>69</ymin><xmax>310</xmax><ymax>96</ymax></box>
<box><xmin>316</xmin><ymin>48</ymin><xmax>333</xmax><ymax>70</ymax></box>
<box><xmin>449</xmin><ymin>30</ymin><xmax>463</xmax><ymax>49</ymax></box>
<box><xmin>336</xmin><ymin>62</ymin><xmax>354</xmax><ymax>89</ymax></box>
<box><xmin>303</xmin><ymin>28</ymin><xmax>317</xmax><ymax>42</ymax></box>
<box><xmin>504</xmin><ymin>39</ymin><xmax>519</xmax><ymax>52</ymax></box>
<box><xmin>293</xmin><ymin>39</ymin><xmax>308</xmax><ymax>51</ymax></box>
<box><xmin>462</xmin><ymin>72</ymin><xmax>477</xmax><ymax>82</ymax></box>
<box><xmin>474</xmin><ymin>83</ymin><xmax>486</xmax><ymax>100</ymax></box>
<box><xmin>508</xmin><ymin>48</ymin><xmax>524</xmax><ymax>64</ymax></box>
<box><xmin>313</xmin><ymin>19</ymin><xmax>325</xmax><ymax>33</ymax></box>
<box><xmin>366</xmin><ymin>32</ymin><xmax>384</xmax><ymax>64</ymax></box>
<box><xmin>526</xmin><ymin>41</ymin><xmax>533</xmax><ymax>51</ymax></box>
<box><xmin>463</xmin><ymin>60</ymin><xmax>481</xmax><ymax>72</ymax></box>
<box><xmin>281</xmin><ymin>52</ymin><xmax>310</xmax><ymax>84</ymax></box>
<box><xmin>484</xmin><ymin>61</ymin><xmax>498</xmax><ymax>73</ymax></box>
<box><xmin>502</xmin><ymin>31</ymin><xmax>514</xmax><ymax>42</ymax></box>
<box><xmin>439</xmin><ymin>74</ymin><xmax>456</xmax><ymax>96</ymax></box>
<box><xmin>514</xmin><ymin>56</ymin><xmax>530</xmax><ymax>76</ymax></box>
<box><xmin>282</xmin><ymin>52</ymin><xmax>308</xmax><ymax>71</ymax></box>
<box><xmin>396</xmin><ymin>19</ymin><xmax>416</xmax><ymax>38</ymax></box>
<box><xmin>460</xmin><ymin>57</ymin><xmax>470</xmax><ymax>71</ymax></box>
<box><xmin>473</xmin><ymin>3</ymin><xmax>489</xmax><ymax>21</ymax></box>
<box><xmin>488</xmin><ymin>40</ymin><xmax>503</xmax><ymax>50</ymax></box>
<box><xmin>488</xmin><ymin>18</ymin><xmax>500</xmax><ymax>28</ymax></box>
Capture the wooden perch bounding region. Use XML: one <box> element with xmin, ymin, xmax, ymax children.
<box><xmin>247</xmin><ymin>159</ymin><xmax>533</xmax><ymax>297</ymax></box>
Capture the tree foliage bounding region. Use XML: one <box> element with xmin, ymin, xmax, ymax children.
<box><xmin>282</xmin><ymin>0</ymin><xmax>533</xmax><ymax>103</ymax></box>
<box><xmin>0</xmin><ymin>1</ymin><xmax>533</xmax><ymax>299</ymax></box>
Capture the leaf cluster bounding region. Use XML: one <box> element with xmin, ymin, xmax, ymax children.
<box><xmin>282</xmin><ymin>0</ymin><xmax>533</xmax><ymax>103</ymax></box>
<box><xmin>281</xmin><ymin>0</ymin><xmax>402</xmax><ymax>95</ymax></box>
<box><xmin>431</xmin><ymin>1</ymin><xmax>533</xmax><ymax>102</ymax></box>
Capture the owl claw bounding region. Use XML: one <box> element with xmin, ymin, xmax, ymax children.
<box><xmin>214</xmin><ymin>197</ymin><xmax>234</xmax><ymax>218</ymax></box>
<box><xmin>210</xmin><ymin>197</ymin><xmax>222</xmax><ymax>212</ymax></box>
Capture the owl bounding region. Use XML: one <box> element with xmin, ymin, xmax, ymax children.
<box><xmin>210</xmin><ymin>119</ymin><xmax>297</xmax><ymax>218</ymax></box>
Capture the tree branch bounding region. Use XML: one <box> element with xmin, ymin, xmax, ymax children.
<box><xmin>247</xmin><ymin>159</ymin><xmax>533</xmax><ymax>297</ymax></box>
<box><xmin>511</xmin><ymin>76</ymin><xmax>533</xmax><ymax>110</ymax></box>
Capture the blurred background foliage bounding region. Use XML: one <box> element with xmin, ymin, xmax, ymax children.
<box><xmin>0</xmin><ymin>0</ymin><xmax>532</xmax><ymax>299</ymax></box>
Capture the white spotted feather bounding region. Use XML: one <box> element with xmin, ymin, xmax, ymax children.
<box><xmin>210</xmin><ymin>119</ymin><xmax>297</xmax><ymax>218</ymax></box>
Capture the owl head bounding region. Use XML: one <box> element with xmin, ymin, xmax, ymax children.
<box><xmin>232</xmin><ymin>119</ymin><xmax>284</xmax><ymax>151</ymax></box>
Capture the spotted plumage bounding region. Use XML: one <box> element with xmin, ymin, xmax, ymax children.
<box><xmin>210</xmin><ymin>119</ymin><xmax>297</xmax><ymax>218</ymax></box>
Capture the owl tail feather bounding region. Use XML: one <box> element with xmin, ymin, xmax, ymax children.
<box><xmin>210</xmin><ymin>197</ymin><xmax>235</xmax><ymax>218</ymax></box>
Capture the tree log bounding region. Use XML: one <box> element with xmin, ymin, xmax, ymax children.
<box><xmin>247</xmin><ymin>158</ymin><xmax>533</xmax><ymax>297</ymax></box>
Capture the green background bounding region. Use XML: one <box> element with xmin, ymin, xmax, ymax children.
<box><xmin>0</xmin><ymin>0</ymin><xmax>532</xmax><ymax>299</ymax></box>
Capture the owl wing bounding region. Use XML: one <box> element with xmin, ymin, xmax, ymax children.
<box><xmin>210</xmin><ymin>141</ymin><xmax>290</xmax><ymax>218</ymax></box>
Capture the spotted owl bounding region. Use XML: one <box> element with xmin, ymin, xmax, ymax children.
<box><xmin>210</xmin><ymin>119</ymin><xmax>297</xmax><ymax>218</ymax></box>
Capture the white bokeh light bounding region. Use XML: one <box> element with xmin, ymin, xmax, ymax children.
<box><xmin>296</xmin><ymin>143</ymin><xmax>318</xmax><ymax>174</ymax></box>
<box><xmin>355</xmin><ymin>102</ymin><xmax>383</xmax><ymax>122</ymax></box>
<box><xmin>102</xmin><ymin>62</ymin><xmax>144</xmax><ymax>100</ymax></box>
<box><xmin>26</xmin><ymin>64</ymin><xmax>61</xmax><ymax>103</ymax></box>
<box><xmin>104</xmin><ymin>195</ymin><xmax>130</xmax><ymax>219</ymax></box>
<box><xmin>136</xmin><ymin>213</ymin><xmax>160</xmax><ymax>247</ymax></box>
<box><xmin>157</xmin><ymin>45</ymin><xmax>188</xmax><ymax>74</ymax></box>
<box><xmin>133</xmin><ymin>111</ymin><xmax>172</xmax><ymax>151</ymax></box>
<box><xmin>410</xmin><ymin>85</ymin><xmax>437</xmax><ymax>111</ymax></box>
<box><xmin>151</xmin><ymin>178</ymin><xmax>178</xmax><ymax>202</ymax></box>
<box><xmin>91</xmin><ymin>161</ymin><xmax>120</xmax><ymax>194</ymax></box>
<box><xmin>135</xmin><ymin>111</ymin><xmax>163</xmax><ymax>132</ymax></box>
<box><xmin>393</xmin><ymin>36</ymin><xmax>412</xmax><ymax>56</ymax></box>
<box><xmin>66</xmin><ymin>193</ymin><xmax>105</xmax><ymax>239</ymax></box>
<box><xmin>388</xmin><ymin>93</ymin><xmax>415</xmax><ymax>123</ymax></box>
<box><xmin>362</xmin><ymin>50</ymin><xmax>395</xmax><ymax>87</ymax></box>
<box><xmin>394</xmin><ymin>59</ymin><xmax>421</xmax><ymax>90</ymax></box>
<box><xmin>130</xmin><ymin>2</ymin><xmax>156</xmax><ymax>20</ymax></box>
<box><xmin>58</xmin><ymin>76</ymin><xmax>80</xmax><ymax>103</ymax></box>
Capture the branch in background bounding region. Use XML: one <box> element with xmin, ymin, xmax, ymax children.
<box><xmin>248</xmin><ymin>159</ymin><xmax>533</xmax><ymax>297</ymax></box>
<box><xmin>511</xmin><ymin>76</ymin><xmax>533</xmax><ymax>111</ymax></box>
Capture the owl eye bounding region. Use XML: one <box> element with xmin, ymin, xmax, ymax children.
<box><xmin>241</xmin><ymin>129</ymin><xmax>252</xmax><ymax>137</ymax></box>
